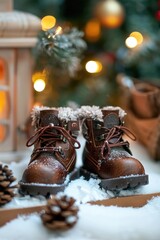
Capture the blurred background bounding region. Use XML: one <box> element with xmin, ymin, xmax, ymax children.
<box><xmin>0</xmin><ymin>0</ymin><xmax>159</xmax><ymax>161</ymax></box>
<box><xmin>14</xmin><ymin>0</ymin><xmax>160</xmax><ymax>107</ymax></box>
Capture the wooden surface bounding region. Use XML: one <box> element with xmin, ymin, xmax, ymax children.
<box><xmin>0</xmin><ymin>205</ymin><xmax>46</xmax><ymax>227</ymax></box>
<box><xmin>89</xmin><ymin>192</ymin><xmax>160</xmax><ymax>207</ymax></box>
<box><xmin>0</xmin><ymin>192</ymin><xmax>160</xmax><ymax>227</ymax></box>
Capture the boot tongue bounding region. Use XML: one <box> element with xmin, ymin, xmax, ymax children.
<box><xmin>40</xmin><ymin>109</ymin><xmax>60</xmax><ymax>127</ymax></box>
<box><xmin>102</xmin><ymin>110</ymin><xmax>120</xmax><ymax>128</ymax></box>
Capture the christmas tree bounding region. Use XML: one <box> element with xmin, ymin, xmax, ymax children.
<box><xmin>14</xmin><ymin>0</ymin><xmax>160</xmax><ymax>107</ymax></box>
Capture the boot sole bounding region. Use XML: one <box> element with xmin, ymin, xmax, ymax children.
<box><xmin>80</xmin><ymin>167</ymin><xmax>149</xmax><ymax>191</ymax></box>
<box><xmin>18</xmin><ymin>168</ymin><xmax>80</xmax><ymax>197</ymax></box>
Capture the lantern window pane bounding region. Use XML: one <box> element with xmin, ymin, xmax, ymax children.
<box><xmin>0</xmin><ymin>58</ymin><xmax>9</xmax><ymax>142</ymax></box>
<box><xmin>0</xmin><ymin>124</ymin><xmax>7</xmax><ymax>142</ymax></box>
<box><xmin>0</xmin><ymin>58</ymin><xmax>7</xmax><ymax>85</ymax></box>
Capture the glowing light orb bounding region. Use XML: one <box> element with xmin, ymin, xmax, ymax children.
<box><xmin>130</xmin><ymin>31</ymin><xmax>143</xmax><ymax>45</ymax></box>
<box><xmin>85</xmin><ymin>60</ymin><xmax>102</xmax><ymax>73</ymax></box>
<box><xmin>41</xmin><ymin>15</ymin><xmax>56</xmax><ymax>31</ymax></box>
<box><xmin>34</xmin><ymin>79</ymin><xmax>46</xmax><ymax>92</ymax></box>
<box><xmin>85</xmin><ymin>19</ymin><xmax>101</xmax><ymax>41</ymax></box>
<box><xmin>125</xmin><ymin>36</ymin><xmax>138</xmax><ymax>48</ymax></box>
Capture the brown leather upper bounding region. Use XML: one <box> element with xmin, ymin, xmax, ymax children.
<box><xmin>22</xmin><ymin>109</ymin><xmax>80</xmax><ymax>185</ymax></box>
<box><xmin>82</xmin><ymin>110</ymin><xmax>145</xmax><ymax>179</ymax></box>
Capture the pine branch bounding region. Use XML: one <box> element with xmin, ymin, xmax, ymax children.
<box><xmin>36</xmin><ymin>27</ymin><xmax>87</xmax><ymax>77</ymax></box>
<box><xmin>124</xmin><ymin>32</ymin><xmax>160</xmax><ymax>64</ymax></box>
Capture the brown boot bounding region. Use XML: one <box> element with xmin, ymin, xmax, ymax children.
<box><xmin>19</xmin><ymin>107</ymin><xmax>80</xmax><ymax>196</ymax></box>
<box><xmin>79</xmin><ymin>106</ymin><xmax>148</xmax><ymax>191</ymax></box>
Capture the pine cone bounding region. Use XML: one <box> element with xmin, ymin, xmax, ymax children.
<box><xmin>41</xmin><ymin>195</ymin><xmax>79</xmax><ymax>230</ymax></box>
<box><xmin>0</xmin><ymin>163</ymin><xmax>18</xmax><ymax>206</ymax></box>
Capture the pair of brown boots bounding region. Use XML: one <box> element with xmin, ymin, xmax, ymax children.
<box><xmin>19</xmin><ymin>106</ymin><xmax>148</xmax><ymax>196</ymax></box>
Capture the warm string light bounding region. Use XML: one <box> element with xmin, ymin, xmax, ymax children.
<box><xmin>48</xmin><ymin>26</ymin><xmax>62</xmax><ymax>39</ymax></box>
<box><xmin>55</xmin><ymin>26</ymin><xmax>62</xmax><ymax>35</ymax></box>
<box><xmin>130</xmin><ymin>32</ymin><xmax>143</xmax><ymax>45</ymax></box>
<box><xmin>125</xmin><ymin>36</ymin><xmax>137</xmax><ymax>48</ymax></box>
<box><xmin>34</xmin><ymin>79</ymin><xmax>46</xmax><ymax>92</ymax></box>
<box><xmin>33</xmin><ymin>102</ymin><xmax>43</xmax><ymax>108</ymax></box>
<box><xmin>125</xmin><ymin>31</ymin><xmax>144</xmax><ymax>48</ymax></box>
<box><xmin>41</xmin><ymin>15</ymin><xmax>56</xmax><ymax>31</ymax></box>
<box><xmin>41</xmin><ymin>16</ymin><xmax>62</xmax><ymax>40</ymax></box>
<box><xmin>32</xmin><ymin>71</ymin><xmax>46</xmax><ymax>92</ymax></box>
<box><xmin>85</xmin><ymin>60</ymin><xmax>103</xmax><ymax>73</ymax></box>
<box><xmin>85</xmin><ymin>19</ymin><xmax>101</xmax><ymax>41</ymax></box>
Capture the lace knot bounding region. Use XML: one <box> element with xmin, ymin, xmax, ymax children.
<box><xmin>100</xmin><ymin>125</ymin><xmax>136</xmax><ymax>161</ymax></box>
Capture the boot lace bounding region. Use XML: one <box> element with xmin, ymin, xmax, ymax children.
<box><xmin>26</xmin><ymin>123</ymin><xmax>80</xmax><ymax>160</ymax></box>
<box><xmin>100</xmin><ymin>125</ymin><xmax>136</xmax><ymax>160</ymax></box>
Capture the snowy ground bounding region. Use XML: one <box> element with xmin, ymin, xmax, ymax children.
<box><xmin>0</xmin><ymin>135</ymin><xmax>160</xmax><ymax>240</ymax></box>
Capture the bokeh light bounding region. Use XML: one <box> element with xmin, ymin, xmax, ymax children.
<box><xmin>41</xmin><ymin>15</ymin><xmax>56</xmax><ymax>31</ymax></box>
<box><xmin>85</xmin><ymin>60</ymin><xmax>103</xmax><ymax>73</ymax></box>
<box><xmin>34</xmin><ymin>79</ymin><xmax>46</xmax><ymax>92</ymax></box>
<box><xmin>85</xmin><ymin>19</ymin><xmax>101</xmax><ymax>41</ymax></box>
<box><xmin>130</xmin><ymin>31</ymin><xmax>143</xmax><ymax>45</ymax></box>
<box><xmin>125</xmin><ymin>36</ymin><xmax>138</xmax><ymax>48</ymax></box>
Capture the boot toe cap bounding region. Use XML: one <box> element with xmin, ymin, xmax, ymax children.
<box><xmin>22</xmin><ymin>157</ymin><xmax>67</xmax><ymax>185</ymax></box>
<box><xmin>100</xmin><ymin>157</ymin><xmax>145</xmax><ymax>179</ymax></box>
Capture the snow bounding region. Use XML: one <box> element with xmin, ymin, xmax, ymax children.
<box><xmin>0</xmin><ymin>135</ymin><xmax>160</xmax><ymax>240</ymax></box>
<box><xmin>1</xmin><ymin>197</ymin><xmax>160</xmax><ymax>240</ymax></box>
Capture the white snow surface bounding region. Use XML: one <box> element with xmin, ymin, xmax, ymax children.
<box><xmin>0</xmin><ymin>135</ymin><xmax>160</xmax><ymax>240</ymax></box>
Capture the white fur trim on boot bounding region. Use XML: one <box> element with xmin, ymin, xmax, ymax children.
<box><xmin>78</xmin><ymin>105</ymin><xmax>126</xmax><ymax>121</ymax></box>
<box><xmin>31</xmin><ymin>106</ymin><xmax>79</xmax><ymax>126</ymax></box>
<box><xmin>58</xmin><ymin>107</ymin><xmax>78</xmax><ymax>122</ymax></box>
<box><xmin>77</xmin><ymin>106</ymin><xmax>103</xmax><ymax>121</ymax></box>
<box><xmin>102</xmin><ymin>106</ymin><xmax>126</xmax><ymax>119</ymax></box>
<box><xmin>30</xmin><ymin>106</ymin><xmax>57</xmax><ymax>127</ymax></box>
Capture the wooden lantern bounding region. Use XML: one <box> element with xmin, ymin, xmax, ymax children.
<box><xmin>0</xmin><ymin>0</ymin><xmax>41</xmax><ymax>157</ymax></box>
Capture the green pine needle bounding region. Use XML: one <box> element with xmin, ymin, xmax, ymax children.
<box><xmin>36</xmin><ymin>27</ymin><xmax>87</xmax><ymax>77</ymax></box>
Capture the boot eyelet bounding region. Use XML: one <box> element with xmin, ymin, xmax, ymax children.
<box><xmin>93</xmin><ymin>122</ymin><xmax>102</xmax><ymax>129</ymax></box>
<box><xmin>96</xmin><ymin>134</ymin><xmax>105</xmax><ymax>141</ymax></box>
<box><xmin>98</xmin><ymin>159</ymin><xmax>102</xmax><ymax>165</ymax></box>
<box><xmin>97</xmin><ymin>159</ymin><xmax>102</xmax><ymax>170</ymax></box>
<box><xmin>96</xmin><ymin>124</ymin><xmax>102</xmax><ymax>129</ymax></box>
<box><xmin>59</xmin><ymin>135</ymin><xmax>66</xmax><ymax>142</ymax></box>
<box><xmin>61</xmin><ymin>152</ymin><xmax>65</xmax><ymax>158</ymax></box>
